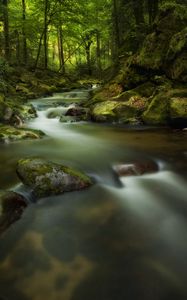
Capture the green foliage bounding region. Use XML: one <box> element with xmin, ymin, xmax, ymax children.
<box><xmin>159</xmin><ymin>2</ymin><xmax>187</xmax><ymax>20</ymax></box>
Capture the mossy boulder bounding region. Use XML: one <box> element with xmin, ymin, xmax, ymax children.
<box><xmin>0</xmin><ymin>125</ymin><xmax>45</xmax><ymax>143</ymax></box>
<box><xmin>0</xmin><ymin>98</ymin><xmax>37</xmax><ymax>125</ymax></box>
<box><xmin>142</xmin><ymin>92</ymin><xmax>169</xmax><ymax>125</ymax></box>
<box><xmin>16</xmin><ymin>158</ymin><xmax>93</xmax><ymax>198</ymax></box>
<box><xmin>142</xmin><ymin>87</ymin><xmax>187</xmax><ymax>126</ymax></box>
<box><xmin>0</xmin><ymin>191</ymin><xmax>27</xmax><ymax>234</ymax></box>
<box><xmin>91</xmin><ymin>82</ymin><xmax>123</xmax><ymax>104</ymax></box>
<box><xmin>114</xmin><ymin>82</ymin><xmax>156</xmax><ymax>101</ymax></box>
<box><xmin>16</xmin><ymin>84</ymin><xmax>35</xmax><ymax>99</ymax></box>
<box><xmin>65</xmin><ymin>106</ymin><xmax>90</xmax><ymax>121</ymax></box>
<box><xmin>91</xmin><ymin>101</ymin><xmax>120</xmax><ymax>122</ymax></box>
<box><xmin>91</xmin><ymin>93</ymin><xmax>148</xmax><ymax>123</ymax></box>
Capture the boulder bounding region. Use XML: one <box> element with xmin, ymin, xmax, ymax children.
<box><xmin>91</xmin><ymin>95</ymin><xmax>148</xmax><ymax>124</ymax></box>
<box><xmin>142</xmin><ymin>91</ymin><xmax>169</xmax><ymax>125</ymax></box>
<box><xmin>65</xmin><ymin>106</ymin><xmax>90</xmax><ymax>121</ymax></box>
<box><xmin>91</xmin><ymin>101</ymin><xmax>119</xmax><ymax>122</ymax></box>
<box><xmin>0</xmin><ymin>125</ymin><xmax>45</xmax><ymax>143</ymax></box>
<box><xmin>142</xmin><ymin>87</ymin><xmax>187</xmax><ymax>127</ymax></box>
<box><xmin>16</xmin><ymin>158</ymin><xmax>93</xmax><ymax>198</ymax></box>
<box><xmin>113</xmin><ymin>160</ymin><xmax>158</xmax><ymax>177</ymax></box>
<box><xmin>0</xmin><ymin>191</ymin><xmax>27</xmax><ymax>233</ymax></box>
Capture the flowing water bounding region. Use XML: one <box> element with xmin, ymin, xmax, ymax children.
<box><xmin>0</xmin><ymin>89</ymin><xmax>187</xmax><ymax>300</ymax></box>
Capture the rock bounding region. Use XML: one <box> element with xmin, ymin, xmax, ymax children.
<box><xmin>16</xmin><ymin>158</ymin><xmax>93</xmax><ymax>198</ymax></box>
<box><xmin>0</xmin><ymin>191</ymin><xmax>27</xmax><ymax>233</ymax></box>
<box><xmin>91</xmin><ymin>101</ymin><xmax>119</xmax><ymax>122</ymax></box>
<box><xmin>0</xmin><ymin>125</ymin><xmax>45</xmax><ymax>143</ymax></box>
<box><xmin>46</xmin><ymin>107</ymin><xmax>68</xmax><ymax>119</ymax></box>
<box><xmin>142</xmin><ymin>91</ymin><xmax>169</xmax><ymax>125</ymax></box>
<box><xmin>65</xmin><ymin>106</ymin><xmax>90</xmax><ymax>121</ymax></box>
<box><xmin>113</xmin><ymin>160</ymin><xmax>158</xmax><ymax>177</ymax></box>
<box><xmin>91</xmin><ymin>96</ymin><xmax>147</xmax><ymax>124</ymax></box>
<box><xmin>143</xmin><ymin>87</ymin><xmax>187</xmax><ymax>126</ymax></box>
<box><xmin>65</xmin><ymin>106</ymin><xmax>86</xmax><ymax>116</ymax></box>
<box><xmin>4</xmin><ymin>107</ymin><xmax>13</xmax><ymax>121</ymax></box>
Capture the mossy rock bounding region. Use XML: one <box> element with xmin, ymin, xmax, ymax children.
<box><xmin>142</xmin><ymin>92</ymin><xmax>169</xmax><ymax>125</ymax></box>
<box><xmin>91</xmin><ymin>97</ymin><xmax>147</xmax><ymax>123</ymax></box>
<box><xmin>136</xmin><ymin>32</ymin><xmax>169</xmax><ymax>70</ymax></box>
<box><xmin>91</xmin><ymin>101</ymin><xmax>119</xmax><ymax>122</ymax></box>
<box><xmin>16</xmin><ymin>158</ymin><xmax>92</xmax><ymax>198</ymax></box>
<box><xmin>0</xmin><ymin>125</ymin><xmax>45</xmax><ymax>143</ymax></box>
<box><xmin>115</xmin><ymin>82</ymin><xmax>156</xmax><ymax>101</ymax></box>
<box><xmin>142</xmin><ymin>87</ymin><xmax>187</xmax><ymax>126</ymax></box>
<box><xmin>170</xmin><ymin>96</ymin><xmax>187</xmax><ymax>120</ymax></box>
<box><xmin>0</xmin><ymin>94</ymin><xmax>5</xmax><ymax>102</ymax></box>
<box><xmin>167</xmin><ymin>88</ymin><xmax>187</xmax><ymax>126</ymax></box>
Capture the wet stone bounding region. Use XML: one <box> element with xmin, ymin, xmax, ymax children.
<box><xmin>113</xmin><ymin>160</ymin><xmax>158</xmax><ymax>177</ymax></box>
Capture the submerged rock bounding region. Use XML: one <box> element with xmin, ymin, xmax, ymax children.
<box><xmin>0</xmin><ymin>191</ymin><xmax>27</xmax><ymax>233</ymax></box>
<box><xmin>0</xmin><ymin>125</ymin><xmax>45</xmax><ymax>143</ymax></box>
<box><xmin>16</xmin><ymin>158</ymin><xmax>93</xmax><ymax>198</ymax></box>
<box><xmin>113</xmin><ymin>160</ymin><xmax>158</xmax><ymax>177</ymax></box>
<box><xmin>59</xmin><ymin>115</ymin><xmax>82</xmax><ymax>123</ymax></box>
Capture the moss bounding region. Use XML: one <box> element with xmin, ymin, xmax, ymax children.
<box><xmin>136</xmin><ymin>32</ymin><xmax>169</xmax><ymax>70</ymax></box>
<box><xmin>142</xmin><ymin>92</ymin><xmax>170</xmax><ymax>125</ymax></box>
<box><xmin>61</xmin><ymin>166</ymin><xmax>92</xmax><ymax>185</ymax></box>
<box><xmin>170</xmin><ymin>97</ymin><xmax>187</xmax><ymax>118</ymax></box>
<box><xmin>17</xmin><ymin>158</ymin><xmax>92</xmax><ymax>198</ymax></box>
<box><xmin>115</xmin><ymin>82</ymin><xmax>156</xmax><ymax>102</ymax></box>
<box><xmin>166</xmin><ymin>28</ymin><xmax>187</xmax><ymax>61</ymax></box>
<box><xmin>91</xmin><ymin>101</ymin><xmax>119</xmax><ymax>122</ymax></box>
<box><xmin>0</xmin><ymin>125</ymin><xmax>45</xmax><ymax>143</ymax></box>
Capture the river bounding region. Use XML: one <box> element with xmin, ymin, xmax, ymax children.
<box><xmin>0</xmin><ymin>89</ymin><xmax>187</xmax><ymax>300</ymax></box>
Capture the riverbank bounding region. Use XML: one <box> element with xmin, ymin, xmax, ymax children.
<box><xmin>86</xmin><ymin>5</ymin><xmax>187</xmax><ymax>128</ymax></box>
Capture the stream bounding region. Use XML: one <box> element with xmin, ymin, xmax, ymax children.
<box><xmin>0</xmin><ymin>88</ymin><xmax>187</xmax><ymax>300</ymax></box>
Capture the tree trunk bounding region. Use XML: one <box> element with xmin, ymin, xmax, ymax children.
<box><xmin>2</xmin><ymin>0</ymin><xmax>10</xmax><ymax>61</ymax></box>
<box><xmin>15</xmin><ymin>30</ymin><xmax>20</xmax><ymax>64</ymax></box>
<box><xmin>132</xmin><ymin>0</ymin><xmax>145</xmax><ymax>26</ymax></box>
<box><xmin>112</xmin><ymin>0</ymin><xmax>120</xmax><ymax>64</ymax></box>
<box><xmin>44</xmin><ymin>0</ymin><xmax>48</xmax><ymax>69</ymax></box>
<box><xmin>58</xmin><ymin>25</ymin><xmax>65</xmax><ymax>74</ymax></box>
<box><xmin>85</xmin><ymin>41</ymin><xmax>92</xmax><ymax>76</ymax></box>
<box><xmin>96</xmin><ymin>30</ymin><xmax>102</xmax><ymax>78</ymax></box>
<box><xmin>34</xmin><ymin>31</ymin><xmax>44</xmax><ymax>70</ymax></box>
<box><xmin>22</xmin><ymin>0</ymin><xmax>27</xmax><ymax>65</ymax></box>
<box><xmin>147</xmin><ymin>0</ymin><xmax>159</xmax><ymax>25</ymax></box>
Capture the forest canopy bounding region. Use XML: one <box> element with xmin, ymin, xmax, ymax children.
<box><xmin>0</xmin><ymin>0</ymin><xmax>186</xmax><ymax>77</ymax></box>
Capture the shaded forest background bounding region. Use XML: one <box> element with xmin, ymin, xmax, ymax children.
<box><xmin>0</xmin><ymin>0</ymin><xmax>186</xmax><ymax>78</ymax></box>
